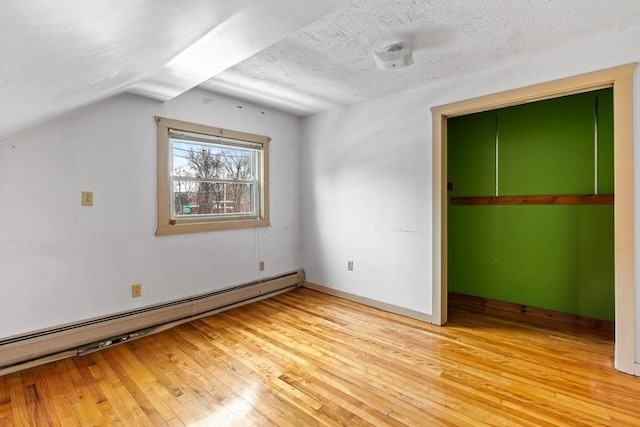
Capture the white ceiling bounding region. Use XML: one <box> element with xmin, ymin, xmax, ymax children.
<box><xmin>1</xmin><ymin>0</ymin><xmax>639</xmax><ymax>141</ymax></box>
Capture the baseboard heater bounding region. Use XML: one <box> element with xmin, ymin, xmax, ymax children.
<box><xmin>0</xmin><ymin>270</ymin><xmax>304</xmax><ymax>375</ymax></box>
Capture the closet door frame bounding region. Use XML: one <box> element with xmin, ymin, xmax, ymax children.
<box><xmin>431</xmin><ymin>63</ymin><xmax>638</xmax><ymax>375</ymax></box>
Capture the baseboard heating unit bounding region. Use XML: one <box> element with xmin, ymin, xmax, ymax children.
<box><xmin>0</xmin><ymin>270</ymin><xmax>304</xmax><ymax>375</ymax></box>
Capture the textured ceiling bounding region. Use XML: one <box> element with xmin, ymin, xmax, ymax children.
<box><xmin>1</xmin><ymin>0</ymin><xmax>639</xmax><ymax>141</ymax></box>
<box><xmin>200</xmin><ymin>0</ymin><xmax>640</xmax><ymax>115</ymax></box>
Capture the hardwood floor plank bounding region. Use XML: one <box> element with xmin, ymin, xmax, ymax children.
<box><xmin>130</xmin><ymin>335</ymin><xmax>232</xmax><ymax>426</ymax></box>
<box><xmin>260</xmin><ymin>300</ymin><xmax>544</xmax><ymax>422</ymax></box>
<box><xmin>272</xmin><ymin>292</ymin><xmax>636</xmax><ymax>426</ymax></box>
<box><xmin>201</xmin><ymin>328</ymin><xmax>340</xmax><ymax>426</ymax></box>
<box><xmin>32</xmin><ymin>363</ymin><xmax>79</xmax><ymax>426</ymax></box>
<box><xmin>6</xmin><ymin>376</ymin><xmax>28</xmax><ymax>427</ymax></box>
<box><xmin>217</xmin><ymin>304</ymin><xmax>450</xmax><ymax>423</ymax></box>
<box><xmin>92</xmin><ymin>351</ymin><xmax>156</xmax><ymax>426</ymax></box>
<box><xmin>2</xmin><ymin>288</ymin><xmax>639</xmax><ymax>426</ymax></box>
<box><xmin>238</xmin><ymin>312</ymin><xmax>484</xmax><ymax>425</ymax></box>
<box><xmin>105</xmin><ymin>347</ymin><xmax>174</xmax><ymax>426</ymax></box>
<box><xmin>0</xmin><ymin>375</ymin><xmax>13</xmax><ymax>427</ymax></box>
<box><xmin>68</xmin><ymin>355</ymin><xmax>116</xmax><ymax>425</ymax></box>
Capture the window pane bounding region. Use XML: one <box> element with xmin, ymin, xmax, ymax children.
<box><xmin>173</xmin><ymin>180</ymin><xmax>254</xmax><ymax>217</ymax></box>
<box><xmin>171</xmin><ymin>140</ymin><xmax>255</xmax><ymax>180</ymax></box>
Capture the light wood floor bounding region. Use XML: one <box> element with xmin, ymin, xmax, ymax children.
<box><xmin>1</xmin><ymin>287</ymin><xmax>639</xmax><ymax>426</ymax></box>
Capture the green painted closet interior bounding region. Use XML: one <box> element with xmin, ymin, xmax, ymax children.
<box><xmin>447</xmin><ymin>88</ymin><xmax>614</xmax><ymax>321</ymax></box>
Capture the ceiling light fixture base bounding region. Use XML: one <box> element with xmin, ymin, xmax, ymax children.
<box><xmin>373</xmin><ymin>43</ymin><xmax>414</xmax><ymax>70</ymax></box>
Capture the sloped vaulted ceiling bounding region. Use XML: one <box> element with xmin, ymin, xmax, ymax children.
<box><xmin>0</xmin><ymin>0</ymin><xmax>345</xmax><ymax>141</ymax></box>
<box><xmin>1</xmin><ymin>0</ymin><xmax>639</xmax><ymax>142</ymax></box>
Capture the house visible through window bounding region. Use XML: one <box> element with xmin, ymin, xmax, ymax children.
<box><xmin>156</xmin><ymin>117</ymin><xmax>270</xmax><ymax>235</ymax></box>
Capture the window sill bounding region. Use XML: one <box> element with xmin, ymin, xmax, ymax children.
<box><xmin>156</xmin><ymin>218</ymin><xmax>270</xmax><ymax>235</ymax></box>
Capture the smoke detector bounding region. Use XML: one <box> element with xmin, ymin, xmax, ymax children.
<box><xmin>373</xmin><ymin>43</ymin><xmax>414</xmax><ymax>70</ymax></box>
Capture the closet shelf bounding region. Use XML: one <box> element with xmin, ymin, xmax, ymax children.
<box><xmin>450</xmin><ymin>194</ymin><xmax>614</xmax><ymax>205</ymax></box>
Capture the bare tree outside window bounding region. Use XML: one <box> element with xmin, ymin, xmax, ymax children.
<box><xmin>171</xmin><ymin>138</ymin><xmax>256</xmax><ymax>218</ymax></box>
<box><xmin>187</xmin><ymin>146</ymin><xmax>223</xmax><ymax>214</ymax></box>
<box><xmin>222</xmin><ymin>150</ymin><xmax>252</xmax><ymax>213</ymax></box>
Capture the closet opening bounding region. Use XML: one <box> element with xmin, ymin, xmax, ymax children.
<box><xmin>431</xmin><ymin>64</ymin><xmax>637</xmax><ymax>374</ymax></box>
<box><xmin>447</xmin><ymin>88</ymin><xmax>614</xmax><ymax>331</ymax></box>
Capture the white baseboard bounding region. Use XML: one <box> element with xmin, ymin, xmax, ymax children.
<box><xmin>303</xmin><ymin>281</ymin><xmax>432</xmax><ymax>323</ymax></box>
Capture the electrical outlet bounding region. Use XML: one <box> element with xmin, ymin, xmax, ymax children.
<box><xmin>131</xmin><ymin>283</ymin><xmax>142</xmax><ymax>298</ymax></box>
<box><xmin>259</xmin><ymin>261</ymin><xmax>265</xmax><ymax>271</ymax></box>
<box><xmin>347</xmin><ymin>260</ymin><xmax>354</xmax><ymax>271</ymax></box>
<box><xmin>81</xmin><ymin>191</ymin><xmax>93</xmax><ymax>206</ymax></box>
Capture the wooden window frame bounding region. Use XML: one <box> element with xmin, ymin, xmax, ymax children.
<box><xmin>155</xmin><ymin>116</ymin><xmax>270</xmax><ymax>235</ymax></box>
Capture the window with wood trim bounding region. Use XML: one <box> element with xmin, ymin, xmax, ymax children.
<box><xmin>155</xmin><ymin>117</ymin><xmax>270</xmax><ymax>235</ymax></box>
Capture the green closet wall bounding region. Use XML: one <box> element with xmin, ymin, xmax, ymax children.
<box><xmin>447</xmin><ymin>88</ymin><xmax>614</xmax><ymax>321</ymax></box>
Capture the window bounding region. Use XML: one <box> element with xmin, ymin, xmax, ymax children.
<box><xmin>156</xmin><ymin>116</ymin><xmax>269</xmax><ymax>235</ymax></box>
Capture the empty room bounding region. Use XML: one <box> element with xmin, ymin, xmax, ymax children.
<box><xmin>1</xmin><ymin>0</ymin><xmax>639</xmax><ymax>425</ymax></box>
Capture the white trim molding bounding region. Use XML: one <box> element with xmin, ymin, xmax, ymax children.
<box><xmin>304</xmin><ymin>281</ymin><xmax>432</xmax><ymax>323</ymax></box>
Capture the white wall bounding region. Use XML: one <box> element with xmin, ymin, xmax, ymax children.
<box><xmin>301</xmin><ymin>93</ymin><xmax>433</xmax><ymax>313</ymax></box>
<box><xmin>301</xmin><ymin>29</ymin><xmax>640</xmax><ymax>358</ymax></box>
<box><xmin>0</xmin><ymin>88</ymin><xmax>302</xmax><ymax>338</ymax></box>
